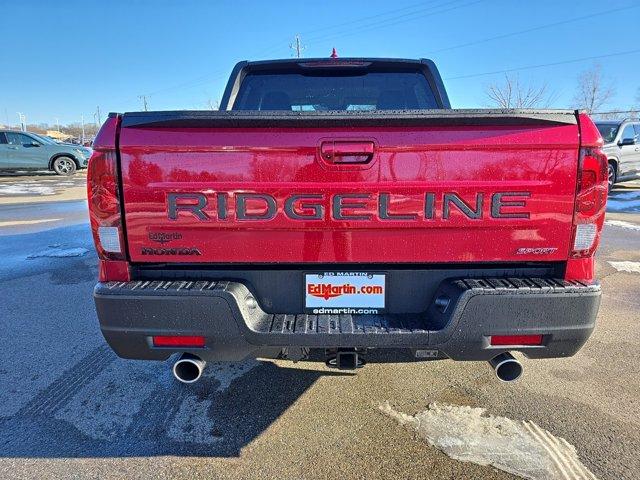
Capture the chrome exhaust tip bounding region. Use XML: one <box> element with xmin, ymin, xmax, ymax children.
<box><xmin>173</xmin><ymin>353</ymin><xmax>206</xmax><ymax>384</ymax></box>
<box><xmin>488</xmin><ymin>352</ymin><xmax>523</xmax><ymax>382</ymax></box>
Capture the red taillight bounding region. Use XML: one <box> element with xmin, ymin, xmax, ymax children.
<box><xmin>153</xmin><ymin>336</ymin><xmax>206</xmax><ymax>348</ymax></box>
<box><xmin>88</xmin><ymin>149</ymin><xmax>124</xmax><ymax>260</ymax></box>
<box><xmin>88</xmin><ymin>115</ymin><xmax>129</xmax><ymax>282</ymax></box>
<box><xmin>570</xmin><ymin>146</ymin><xmax>608</xmax><ymax>258</ymax></box>
<box><xmin>490</xmin><ymin>335</ymin><xmax>543</xmax><ymax>346</ymax></box>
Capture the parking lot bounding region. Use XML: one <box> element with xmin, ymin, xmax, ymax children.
<box><xmin>0</xmin><ymin>173</ymin><xmax>639</xmax><ymax>479</ymax></box>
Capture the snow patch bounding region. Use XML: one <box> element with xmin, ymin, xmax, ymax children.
<box><xmin>27</xmin><ymin>246</ymin><xmax>88</xmax><ymax>258</ymax></box>
<box><xmin>608</xmin><ymin>261</ymin><xmax>640</xmax><ymax>274</ymax></box>
<box><xmin>380</xmin><ymin>402</ymin><xmax>597</xmax><ymax>480</ymax></box>
<box><xmin>604</xmin><ymin>220</ymin><xmax>640</xmax><ymax>232</ymax></box>
<box><xmin>0</xmin><ymin>184</ymin><xmax>56</xmax><ymax>196</ymax></box>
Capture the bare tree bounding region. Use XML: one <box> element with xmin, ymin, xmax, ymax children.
<box><xmin>572</xmin><ymin>64</ymin><xmax>615</xmax><ymax>114</ymax></box>
<box><xmin>205</xmin><ymin>98</ymin><xmax>219</xmax><ymax>110</ymax></box>
<box><xmin>485</xmin><ymin>74</ymin><xmax>553</xmax><ymax>109</ymax></box>
<box><xmin>589</xmin><ymin>87</ymin><xmax>640</xmax><ymax>120</ymax></box>
<box><xmin>594</xmin><ymin>110</ymin><xmax>638</xmax><ymax>120</ymax></box>
<box><xmin>63</xmin><ymin>122</ymin><xmax>100</xmax><ymax>138</ymax></box>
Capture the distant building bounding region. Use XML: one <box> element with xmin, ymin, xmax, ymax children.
<box><xmin>46</xmin><ymin>130</ymin><xmax>73</xmax><ymax>141</ymax></box>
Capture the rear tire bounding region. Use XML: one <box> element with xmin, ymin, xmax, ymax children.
<box><xmin>52</xmin><ymin>156</ymin><xmax>77</xmax><ymax>176</ymax></box>
<box><xmin>607</xmin><ymin>163</ymin><xmax>616</xmax><ymax>192</ymax></box>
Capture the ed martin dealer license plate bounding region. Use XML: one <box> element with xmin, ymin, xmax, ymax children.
<box><xmin>304</xmin><ymin>272</ymin><xmax>385</xmax><ymax>314</ymax></box>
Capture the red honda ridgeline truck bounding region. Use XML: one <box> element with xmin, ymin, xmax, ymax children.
<box><xmin>88</xmin><ymin>58</ymin><xmax>606</xmax><ymax>383</ymax></box>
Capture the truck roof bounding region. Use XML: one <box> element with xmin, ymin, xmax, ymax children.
<box><xmin>241</xmin><ymin>57</ymin><xmax>427</xmax><ymax>66</ymax></box>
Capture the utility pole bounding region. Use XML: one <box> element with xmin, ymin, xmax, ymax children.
<box><xmin>138</xmin><ymin>95</ymin><xmax>149</xmax><ymax>111</ymax></box>
<box><xmin>81</xmin><ymin>114</ymin><xmax>85</xmax><ymax>144</ymax></box>
<box><xmin>96</xmin><ymin>106</ymin><xmax>102</xmax><ymax>126</ymax></box>
<box><xmin>289</xmin><ymin>34</ymin><xmax>305</xmax><ymax>58</ymax></box>
<box><xmin>55</xmin><ymin>118</ymin><xmax>60</xmax><ymax>132</ymax></box>
<box><xmin>16</xmin><ymin>112</ymin><xmax>26</xmax><ymax>131</ymax></box>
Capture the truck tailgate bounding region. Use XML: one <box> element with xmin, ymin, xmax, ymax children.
<box><xmin>118</xmin><ymin>111</ymin><xmax>580</xmax><ymax>264</ymax></box>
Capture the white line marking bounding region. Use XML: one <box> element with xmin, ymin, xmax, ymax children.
<box><xmin>605</xmin><ymin>220</ymin><xmax>640</xmax><ymax>231</ymax></box>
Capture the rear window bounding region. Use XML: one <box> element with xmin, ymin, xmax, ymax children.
<box><xmin>595</xmin><ymin>123</ymin><xmax>620</xmax><ymax>144</ymax></box>
<box><xmin>232</xmin><ymin>69</ymin><xmax>439</xmax><ymax>111</ymax></box>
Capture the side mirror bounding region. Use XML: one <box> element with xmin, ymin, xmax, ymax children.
<box><xmin>618</xmin><ymin>137</ymin><xmax>635</xmax><ymax>147</ymax></box>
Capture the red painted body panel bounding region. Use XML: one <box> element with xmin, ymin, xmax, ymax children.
<box><xmin>118</xmin><ymin>124</ymin><xmax>581</xmax><ymax>264</ymax></box>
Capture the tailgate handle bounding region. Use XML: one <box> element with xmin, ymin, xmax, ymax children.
<box><xmin>321</xmin><ymin>141</ymin><xmax>375</xmax><ymax>163</ymax></box>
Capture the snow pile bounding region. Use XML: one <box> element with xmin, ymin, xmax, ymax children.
<box><xmin>608</xmin><ymin>261</ymin><xmax>640</xmax><ymax>274</ymax></box>
<box><xmin>380</xmin><ymin>402</ymin><xmax>597</xmax><ymax>480</ymax></box>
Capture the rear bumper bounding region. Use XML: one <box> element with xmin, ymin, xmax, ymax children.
<box><xmin>94</xmin><ymin>278</ymin><xmax>601</xmax><ymax>363</ymax></box>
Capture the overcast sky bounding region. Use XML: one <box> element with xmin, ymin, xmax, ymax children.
<box><xmin>2</xmin><ymin>0</ymin><xmax>639</xmax><ymax>125</ymax></box>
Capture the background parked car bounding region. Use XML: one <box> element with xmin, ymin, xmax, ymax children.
<box><xmin>0</xmin><ymin>130</ymin><xmax>92</xmax><ymax>175</ymax></box>
<box><xmin>595</xmin><ymin>119</ymin><xmax>640</xmax><ymax>190</ymax></box>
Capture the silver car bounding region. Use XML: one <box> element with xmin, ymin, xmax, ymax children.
<box><xmin>0</xmin><ymin>130</ymin><xmax>92</xmax><ymax>176</ymax></box>
<box><xmin>595</xmin><ymin>119</ymin><xmax>640</xmax><ymax>190</ymax></box>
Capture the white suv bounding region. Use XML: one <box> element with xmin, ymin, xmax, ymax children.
<box><xmin>595</xmin><ymin>119</ymin><xmax>640</xmax><ymax>190</ymax></box>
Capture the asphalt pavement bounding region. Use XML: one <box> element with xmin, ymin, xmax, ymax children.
<box><xmin>0</xmin><ymin>176</ymin><xmax>639</xmax><ymax>479</ymax></box>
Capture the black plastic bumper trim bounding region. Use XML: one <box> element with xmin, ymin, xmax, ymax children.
<box><xmin>94</xmin><ymin>277</ymin><xmax>600</xmax><ymax>363</ymax></box>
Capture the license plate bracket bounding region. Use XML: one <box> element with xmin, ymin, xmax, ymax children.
<box><xmin>304</xmin><ymin>272</ymin><xmax>386</xmax><ymax>314</ymax></box>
